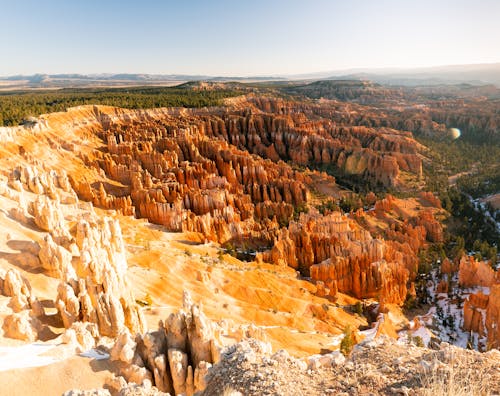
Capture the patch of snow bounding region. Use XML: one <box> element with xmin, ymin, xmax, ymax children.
<box><xmin>463</xmin><ymin>285</ymin><xmax>490</xmax><ymax>296</ymax></box>
<box><xmin>412</xmin><ymin>326</ymin><xmax>433</xmax><ymax>347</ymax></box>
<box><xmin>360</xmin><ymin>324</ymin><xmax>378</xmax><ymax>343</ymax></box>
<box><xmin>474</xmin><ymin>197</ymin><xmax>500</xmax><ymax>235</ymax></box>
<box><xmin>79</xmin><ymin>349</ymin><xmax>109</xmax><ymax>360</ymax></box>
<box><xmin>0</xmin><ymin>343</ymin><xmax>59</xmax><ymax>371</ymax></box>
<box><xmin>326</xmin><ymin>334</ymin><xmax>343</xmax><ymax>347</ymax></box>
<box><xmin>413</xmin><ymin>267</ymin><xmax>493</xmax><ymax>350</ymax></box>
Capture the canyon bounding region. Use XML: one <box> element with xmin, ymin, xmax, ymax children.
<box><xmin>0</xmin><ymin>87</ymin><xmax>498</xmax><ymax>395</ymax></box>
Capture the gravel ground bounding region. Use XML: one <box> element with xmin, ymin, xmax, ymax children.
<box><xmin>203</xmin><ymin>337</ymin><xmax>500</xmax><ymax>396</ymax></box>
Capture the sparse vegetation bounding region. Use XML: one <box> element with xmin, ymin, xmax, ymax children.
<box><xmin>340</xmin><ymin>325</ymin><xmax>355</xmax><ymax>356</ymax></box>
<box><xmin>403</xmin><ymin>294</ymin><xmax>417</xmax><ymax>312</ymax></box>
<box><xmin>316</xmin><ymin>199</ymin><xmax>340</xmax><ymax>215</ymax></box>
<box><xmin>353</xmin><ymin>301</ymin><xmax>363</xmax><ymax>316</ymax></box>
<box><xmin>136</xmin><ymin>293</ymin><xmax>153</xmax><ymax>307</ymax></box>
<box><xmin>293</xmin><ymin>202</ymin><xmax>309</xmax><ymax>220</ymax></box>
<box><xmin>418</xmin><ymin>353</ymin><xmax>491</xmax><ymax>396</ymax></box>
<box><xmin>409</xmin><ymin>335</ymin><xmax>424</xmax><ymax>347</ymax></box>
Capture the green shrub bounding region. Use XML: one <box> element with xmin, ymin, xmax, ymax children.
<box><xmin>340</xmin><ymin>325</ymin><xmax>355</xmax><ymax>356</ymax></box>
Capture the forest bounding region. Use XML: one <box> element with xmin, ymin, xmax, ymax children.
<box><xmin>0</xmin><ymin>86</ymin><xmax>242</xmax><ymax>126</ymax></box>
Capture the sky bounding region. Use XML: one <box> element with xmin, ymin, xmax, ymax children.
<box><xmin>1</xmin><ymin>0</ymin><xmax>500</xmax><ymax>76</ymax></box>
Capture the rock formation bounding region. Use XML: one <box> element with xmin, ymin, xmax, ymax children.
<box><xmin>1</xmin><ymin>86</ymin><xmax>499</xmax><ymax>396</ymax></box>
<box><xmin>69</xmin><ymin>97</ymin><xmax>423</xmax><ymax>248</ymax></box>
<box><xmin>2</xmin><ymin>311</ymin><xmax>41</xmax><ymax>341</ymax></box>
<box><xmin>459</xmin><ymin>256</ymin><xmax>500</xmax><ymax>349</ymax></box>
<box><xmin>203</xmin><ymin>335</ymin><xmax>500</xmax><ymax>396</ymax></box>
<box><xmin>485</xmin><ymin>285</ymin><xmax>500</xmax><ymax>350</ymax></box>
<box><xmin>108</xmin><ymin>291</ymin><xmax>264</xmax><ymax>395</ymax></box>
<box><xmin>0</xmin><ymin>163</ymin><xmax>145</xmax><ymax>342</ymax></box>
<box><xmin>18</xmin><ymin>100</ymin><xmax>434</xmax><ymax>312</ymax></box>
<box><xmin>458</xmin><ymin>256</ymin><xmax>498</xmax><ymax>288</ymax></box>
<box><xmin>54</xmin><ymin>215</ymin><xmax>145</xmax><ymax>337</ymax></box>
<box><xmin>38</xmin><ymin>234</ymin><xmax>75</xmax><ymax>280</ymax></box>
<box><xmin>0</xmin><ymin>268</ymin><xmax>44</xmax><ymax>340</ymax></box>
<box><xmin>60</xmin><ymin>321</ymin><xmax>99</xmax><ymax>353</ymax></box>
<box><xmin>258</xmin><ymin>208</ymin><xmax>420</xmax><ymax>305</ymax></box>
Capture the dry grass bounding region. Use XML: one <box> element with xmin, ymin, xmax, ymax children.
<box><xmin>222</xmin><ymin>387</ymin><xmax>244</xmax><ymax>396</ymax></box>
<box><xmin>418</xmin><ymin>352</ymin><xmax>490</xmax><ymax>396</ymax></box>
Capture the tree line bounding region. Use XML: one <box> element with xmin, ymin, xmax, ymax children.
<box><xmin>0</xmin><ymin>86</ymin><xmax>243</xmax><ymax>126</ymax></box>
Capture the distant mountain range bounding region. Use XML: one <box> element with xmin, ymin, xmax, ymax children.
<box><xmin>0</xmin><ymin>73</ymin><xmax>284</xmax><ymax>90</ymax></box>
<box><xmin>1</xmin><ymin>63</ymin><xmax>499</xmax><ymax>89</ymax></box>
<box><xmin>0</xmin><ymin>73</ymin><xmax>287</xmax><ymax>82</ymax></box>
<box><xmin>290</xmin><ymin>63</ymin><xmax>500</xmax><ymax>86</ymax></box>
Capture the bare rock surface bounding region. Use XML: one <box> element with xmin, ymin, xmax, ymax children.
<box><xmin>106</xmin><ymin>291</ymin><xmax>270</xmax><ymax>395</ymax></box>
<box><xmin>2</xmin><ymin>311</ymin><xmax>40</xmax><ymax>341</ymax></box>
<box><xmin>203</xmin><ymin>337</ymin><xmax>500</xmax><ymax>396</ymax></box>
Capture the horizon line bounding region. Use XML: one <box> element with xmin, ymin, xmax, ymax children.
<box><xmin>2</xmin><ymin>61</ymin><xmax>500</xmax><ymax>80</ymax></box>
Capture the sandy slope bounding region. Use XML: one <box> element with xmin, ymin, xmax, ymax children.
<box><xmin>0</xmin><ymin>354</ymin><xmax>114</xmax><ymax>396</ymax></box>
<box><xmin>120</xmin><ymin>215</ymin><xmax>364</xmax><ymax>356</ymax></box>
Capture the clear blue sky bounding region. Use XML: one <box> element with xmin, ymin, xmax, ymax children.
<box><xmin>1</xmin><ymin>0</ymin><xmax>499</xmax><ymax>76</ymax></box>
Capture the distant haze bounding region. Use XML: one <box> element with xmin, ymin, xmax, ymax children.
<box><xmin>1</xmin><ymin>0</ymin><xmax>500</xmax><ymax>76</ymax></box>
<box><xmin>2</xmin><ymin>63</ymin><xmax>500</xmax><ymax>89</ymax></box>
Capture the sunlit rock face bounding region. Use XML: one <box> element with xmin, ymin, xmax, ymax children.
<box><xmin>47</xmin><ymin>99</ymin><xmax>437</xmax><ymax>311</ymax></box>
<box><xmin>107</xmin><ymin>291</ymin><xmax>264</xmax><ymax>395</ymax></box>
<box><xmin>459</xmin><ymin>256</ymin><xmax>500</xmax><ymax>349</ymax></box>
<box><xmin>260</xmin><ymin>207</ymin><xmax>423</xmax><ymax>305</ymax></box>
<box><xmin>0</xmin><ymin>164</ymin><xmax>145</xmax><ymax>341</ymax></box>
<box><xmin>72</xmin><ymin>99</ymin><xmax>423</xmax><ymax>242</ymax></box>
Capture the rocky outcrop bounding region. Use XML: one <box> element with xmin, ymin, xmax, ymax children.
<box><xmin>79</xmin><ymin>124</ymin><xmax>309</xmax><ymax>245</ymax></box>
<box><xmin>1</xmin><ymin>268</ymin><xmax>31</xmax><ymax>300</ymax></box>
<box><xmin>69</xmin><ymin>97</ymin><xmax>423</xmax><ymax>250</ymax></box>
<box><xmin>258</xmin><ymin>209</ymin><xmax>412</xmax><ymax>305</ymax></box>
<box><xmin>0</xmin><ymin>163</ymin><xmax>145</xmax><ymax>341</ymax></box>
<box><xmin>203</xmin><ymin>336</ymin><xmax>500</xmax><ymax>396</ymax></box>
<box><xmin>71</xmin><ymin>180</ymin><xmax>135</xmax><ymax>216</ymax></box>
<box><xmin>109</xmin><ymin>291</ymin><xmax>264</xmax><ymax>395</ymax></box>
<box><xmin>60</xmin><ymin>321</ymin><xmax>99</xmax><ymax>353</ymax></box>
<box><xmin>0</xmin><ymin>267</ymin><xmax>45</xmax><ymax>342</ymax></box>
<box><xmin>11</xmin><ymin>165</ymin><xmax>72</xmax><ymax>197</ymax></box>
<box><xmin>463</xmin><ymin>288</ymin><xmax>500</xmax><ymax>350</ymax></box>
<box><xmin>30</xmin><ymin>195</ymin><xmax>71</xmax><ymax>239</ymax></box>
<box><xmin>459</xmin><ymin>256</ymin><xmax>500</xmax><ymax>349</ymax></box>
<box><xmin>415</xmin><ymin>210</ymin><xmax>443</xmax><ymax>243</ymax></box>
<box><xmin>485</xmin><ymin>285</ymin><xmax>500</xmax><ymax>350</ymax></box>
<box><xmin>255</xmin><ymin>192</ymin><xmax>443</xmax><ymax>306</ymax></box>
<box><xmin>458</xmin><ymin>256</ymin><xmax>497</xmax><ymax>288</ymax></box>
<box><xmin>44</xmin><ymin>213</ymin><xmax>145</xmax><ymax>337</ymax></box>
<box><xmin>463</xmin><ymin>291</ymin><xmax>488</xmax><ymax>336</ymax></box>
<box><xmin>0</xmin><ymin>268</ymin><xmax>43</xmax><ymax>315</ymax></box>
<box><xmin>2</xmin><ymin>311</ymin><xmax>41</xmax><ymax>341</ymax></box>
<box><xmin>34</xmin><ymin>100</ymin><xmax>433</xmax><ymax>310</ymax></box>
<box><xmin>38</xmin><ymin>234</ymin><xmax>75</xmax><ymax>280</ymax></box>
